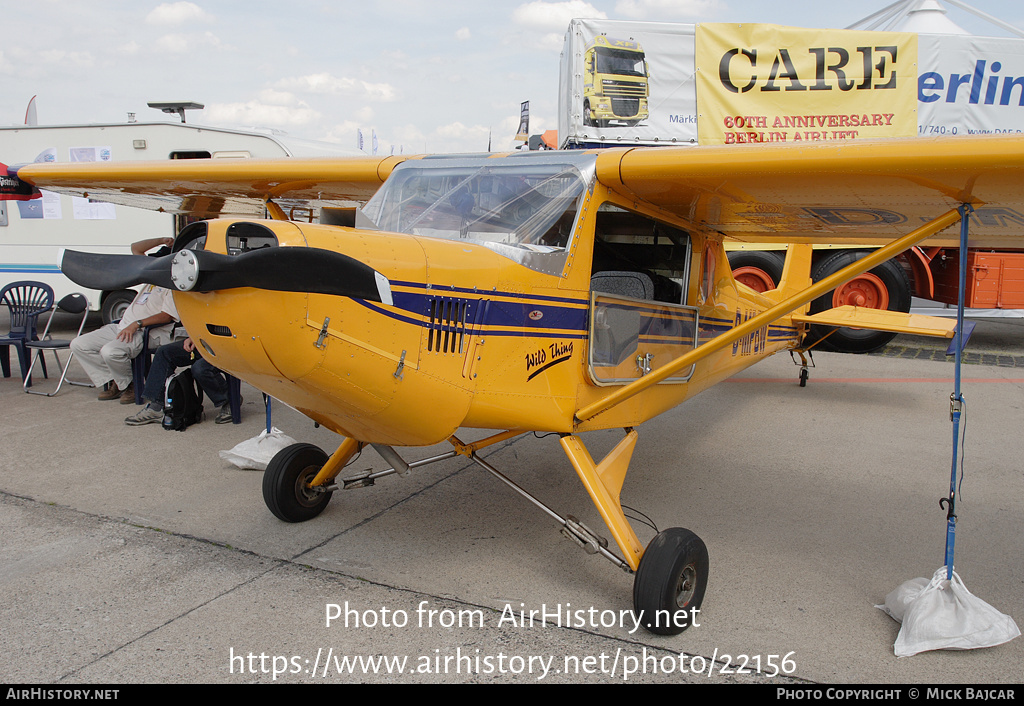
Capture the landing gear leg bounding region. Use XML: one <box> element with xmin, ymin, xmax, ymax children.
<box><xmin>561</xmin><ymin>431</ymin><xmax>710</xmax><ymax>634</ymax></box>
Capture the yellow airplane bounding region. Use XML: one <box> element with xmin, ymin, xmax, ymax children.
<box><xmin>13</xmin><ymin>135</ymin><xmax>1024</xmax><ymax>635</ymax></box>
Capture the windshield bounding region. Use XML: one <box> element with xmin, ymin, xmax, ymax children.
<box><xmin>363</xmin><ymin>154</ymin><xmax>595</xmax><ymax>274</ymax></box>
<box><xmin>595</xmin><ymin>48</ymin><xmax>646</xmax><ymax>77</ymax></box>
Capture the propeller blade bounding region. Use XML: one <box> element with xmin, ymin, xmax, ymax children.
<box><xmin>60</xmin><ymin>250</ymin><xmax>175</xmax><ymax>291</ymax></box>
<box><xmin>171</xmin><ymin>247</ymin><xmax>389</xmax><ymax>302</ymax></box>
<box><xmin>61</xmin><ymin>247</ymin><xmax>392</xmax><ymax>303</ymax></box>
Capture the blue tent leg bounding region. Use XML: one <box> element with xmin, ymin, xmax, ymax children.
<box><xmin>943</xmin><ymin>203</ymin><xmax>973</xmax><ymax>580</ymax></box>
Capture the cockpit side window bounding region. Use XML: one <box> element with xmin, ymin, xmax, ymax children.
<box><xmin>591</xmin><ymin>205</ymin><xmax>692</xmax><ymax>305</ymax></box>
<box><xmin>225</xmin><ymin>222</ymin><xmax>278</xmax><ymax>255</ymax></box>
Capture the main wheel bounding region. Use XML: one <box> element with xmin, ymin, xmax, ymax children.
<box><xmin>728</xmin><ymin>250</ymin><xmax>786</xmax><ymax>293</ymax></box>
<box><xmin>633</xmin><ymin>528</ymin><xmax>709</xmax><ymax>636</ymax></box>
<box><xmin>807</xmin><ymin>250</ymin><xmax>912</xmax><ymax>353</ymax></box>
<box><xmin>263</xmin><ymin>443</ymin><xmax>333</xmax><ymax>522</ymax></box>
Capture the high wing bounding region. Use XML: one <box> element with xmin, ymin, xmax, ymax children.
<box><xmin>14</xmin><ymin>135</ymin><xmax>1024</xmax><ymax>248</ymax></box>
<box><xmin>593</xmin><ymin>134</ymin><xmax>1024</xmax><ymax>248</ymax></box>
<box><xmin>13</xmin><ymin>154</ymin><xmax>411</xmax><ymax>219</ymax></box>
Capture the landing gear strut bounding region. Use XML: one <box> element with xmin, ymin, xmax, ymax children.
<box><xmin>261</xmin><ymin>429</ymin><xmax>710</xmax><ymax>636</ymax></box>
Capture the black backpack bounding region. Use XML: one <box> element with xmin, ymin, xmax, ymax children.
<box><xmin>162</xmin><ymin>368</ymin><xmax>204</xmax><ymax>431</ymax></box>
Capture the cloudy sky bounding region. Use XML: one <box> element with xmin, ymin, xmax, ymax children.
<box><xmin>3</xmin><ymin>0</ymin><xmax>1023</xmax><ymax>153</ymax></box>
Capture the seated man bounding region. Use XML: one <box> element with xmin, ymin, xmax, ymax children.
<box><xmin>70</xmin><ymin>237</ymin><xmax>179</xmax><ymax>403</ymax></box>
<box><xmin>124</xmin><ymin>337</ymin><xmax>234</xmax><ymax>425</ymax></box>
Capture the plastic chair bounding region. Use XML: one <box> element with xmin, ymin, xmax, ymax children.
<box><xmin>23</xmin><ymin>293</ymin><xmax>93</xmax><ymax>396</ymax></box>
<box><xmin>0</xmin><ymin>281</ymin><xmax>54</xmax><ymax>387</ymax></box>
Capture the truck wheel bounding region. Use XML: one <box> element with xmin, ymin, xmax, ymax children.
<box><xmin>101</xmin><ymin>290</ymin><xmax>137</xmax><ymax>325</ymax></box>
<box><xmin>807</xmin><ymin>251</ymin><xmax>911</xmax><ymax>353</ymax></box>
<box><xmin>728</xmin><ymin>250</ymin><xmax>785</xmax><ymax>293</ymax></box>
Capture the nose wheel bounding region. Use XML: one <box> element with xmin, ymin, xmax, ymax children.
<box><xmin>263</xmin><ymin>443</ymin><xmax>334</xmax><ymax>522</ymax></box>
<box><xmin>633</xmin><ymin>528</ymin><xmax>709</xmax><ymax>635</ymax></box>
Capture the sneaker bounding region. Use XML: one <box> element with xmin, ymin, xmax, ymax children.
<box><xmin>119</xmin><ymin>381</ymin><xmax>136</xmax><ymax>404</ymax></box>
<box><xmin>125</xmin><ymin>405</ymin><xmax>163</xmax><ymax>426</ymax></box>
<box><xmin>97</xmin><ymin>382</ymin><xmax>121</xmax><ymax>401</ymax></box>
<box><xmin>215</xmin><ymin>403</ymin><xmax>233</xmax><ymax>424</ymax></box>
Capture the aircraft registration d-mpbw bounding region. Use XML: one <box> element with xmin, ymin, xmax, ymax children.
<box><xmin>13</xmin><ymin>135</ymin><xmax>1024</xmax><ymax>634</ymax></box>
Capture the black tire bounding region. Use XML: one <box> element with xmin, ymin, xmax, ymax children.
<box><xmin>633</xmin><ymin>527</ymin><xmax>709</xmax><ymax>636</ymax></box>
<box><xmin>807</xmin><ymin>250</ymin><xmax>912</xmax><ymax>354</ymax></box>
<box><xmin>728</xmin><ymin>250</ymin><xmax>786</xmax><ymax>293</ymax></box>
<box><xmin>262</xmin><ymin>443</ymin><xmax>333</xmax><ymax>522</ymax></box>
<box><xmin>101</xmin><ymin>290</ymin><xmax>137</xmax><ymax>325</ymax></box>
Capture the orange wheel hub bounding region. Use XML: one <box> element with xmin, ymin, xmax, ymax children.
<box><xmin>832</xmin><ymin>273</ymin><xmax>889</xmax><ymax>309</ymax></box>
<box><xmin>733</xmin><ymin>267</ymin><xmax>776</xmax><ymax>293</ymax></box>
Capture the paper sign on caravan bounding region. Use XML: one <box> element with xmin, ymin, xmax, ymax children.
<box><xmin>696</xmin><ymin>23</ymin><xmax>918</xmax><ymax>146</ymax></box>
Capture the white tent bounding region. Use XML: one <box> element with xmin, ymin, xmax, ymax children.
<box><xmin>849</xmin><ymin>0</ymin><xmax>1024</xmax><ymax>38</ymax></box>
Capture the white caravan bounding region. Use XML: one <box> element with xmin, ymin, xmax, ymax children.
<box><xmin>1</xmin><ymin>121</ymin><xmax>355</xmax><ymax>322</ymax></box>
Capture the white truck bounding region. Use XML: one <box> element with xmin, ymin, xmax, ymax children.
<box><xmin>1</xmin><ymin>120</ymin><xmax>355</xmax><ymax>322</ymax></box>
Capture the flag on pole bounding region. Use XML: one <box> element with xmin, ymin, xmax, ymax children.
<box><xmin>515</xmin><ymin>101</ymin><xmax>529</xmax><ymax>143</ymax></box>
<box><xmin>24</xmin><ymin>95</ymin><xmax>37</xmax><ymax>126</ymax></box>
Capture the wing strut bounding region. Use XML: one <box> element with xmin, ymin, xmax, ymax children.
<box><xmin>575</xmin><ymin>207</ymin><xmax>964</xmax><ymax>424</ymax></box>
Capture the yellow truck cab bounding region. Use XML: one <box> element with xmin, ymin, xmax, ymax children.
<box><xmin>583</xmin><ymin>35</ymin><xmax>650</xmax><ymax>128</ymax></box>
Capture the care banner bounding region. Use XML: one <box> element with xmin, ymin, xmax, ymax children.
<box><xmin>696</xmin><ymin>23</ymin><xmax>918</xmax><ymax>146</ymax></box>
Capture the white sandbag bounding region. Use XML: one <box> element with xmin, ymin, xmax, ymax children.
<box><xmin>876</xmin><ymin>577</ymin><xmax>929</xmax><ymax>624</ymax></box>
<box><xmin>879</xmin><ymin>567</ymin><xmax>1020</xmax><ymax>657</ymax></box>
<box><xmin>220</xmin><ymin>427</ymin><xmax>298</xmax><ymax>471</ymax></box>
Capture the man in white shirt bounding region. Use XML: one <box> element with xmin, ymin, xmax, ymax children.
<box><xmin>70</xmin><ymin>237</ymin><xmax>180</xmax><ymax>403</ymax></box>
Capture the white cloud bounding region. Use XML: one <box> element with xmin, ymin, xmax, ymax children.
<box><xmin>274</xmin><ymin>73</ymin><xmax>397</xmax><ymax>102</ymax></box>
<box><xmin>37</xmin><ymin>49</ymin><xmax>94</xmax><ymax>68</ymax></box>
<box><xmin>257</xmin><ymin>88</ymin><xmax>298</xmax><ymax>106</ymax></box>
<box><xmin>353</xmin><ymin>106</ymin><xmax>375</xmax><ymax>124</ymax></box>
<box><xmin>155</xmin><ymin>31</ymin><xmax>222</xmax><ymax>54</ymax></box>
<box><xmin>455</xmin><ymin>27</ymin><xmax>471</xmax><ymax>41</ymax></box>
<box><xmin>433</xmin><ymin>121</ymin><xmax>492</xmax><ymax>151</ymax></box>
<box><xmin>512</xmin><ymin>1</ymin><xmax>606</xmax><ymax>32</ymax></box>
<box><xmin>204</xmin><ymin>99</ymin><xmax>322</xmax><ymax>128</ymax></box>
<box><xmin>321</xmin><ymin>121</ymin><xmax>363</xmax><ymax>146</ymax></box>
<box><xmin>614</xmin><ymin>0</ymin><xmax>724</xmax><ymax>20</ymax></box>
<box><xmin>510</xmin><ymin>1</ymin><xmax>605</xmax><ymax>50</ymax></box>
<box><xmin>146</xmin><ymin>2</ymin><xmax>215</xmax><ymax>26</ymax></box>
